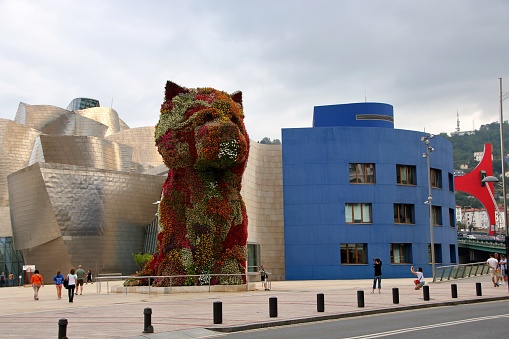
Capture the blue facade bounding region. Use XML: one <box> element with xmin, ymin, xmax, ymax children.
<box><xmin>282</xmin><ymin>102</ymin><xmax>457</xmax><ymax>280</ymax></box>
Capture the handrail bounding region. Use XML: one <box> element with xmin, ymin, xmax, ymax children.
<box><xmin>433</xmin><ymin>262</ymin><xmax>490</xmax><ymax>282</ymax></box>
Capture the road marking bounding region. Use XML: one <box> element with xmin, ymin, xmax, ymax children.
<box><xmin>344</xmin><ymin>314</ymin><xmax>509</xmax><ymax>338</ymax></box>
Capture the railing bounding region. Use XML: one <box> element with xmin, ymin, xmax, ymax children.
<box><xmin>96</xmin><ymin>273</ymin><xmax>256</xmax><ymax>294</ymax></box>
<box><xmin>433</xmin><ymin>262</ymin><xmax>490</xmax><ymax>282</ymax></box>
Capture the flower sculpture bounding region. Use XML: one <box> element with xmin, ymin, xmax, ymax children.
<box><xmin>143</xmin><ymin>81</ymin><xmax>249</xmax><ymax>286</ymax></box>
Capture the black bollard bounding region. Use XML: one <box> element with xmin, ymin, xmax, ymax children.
<box><xmin>269</xmin><ymin>297</ymin><xmax>278</xmax><ymax>317</ymax></box>
<box><xmin>392</xmin><ymin>287</ymin><xmax>399</xmax><ymax>304</ymax></box>
<box><xmin>423</xmin><ymin>285</ymin><xmax>430</xmax><ymax>301</ymax></box>
<box><xmin>143</xmin><ymin>307</ymin><xmax>154</xmax><ymax>334</ymax></box>
<box><xmin>451</xmin><ymin>284</ymin><xmax>458</xmax><ymax>298</ymax></box>
<box><xmin>213</xmin><ymin>301</ymin><xmax>222</xmax><ymax>324</ymax></box>
<box><xmin>58</xmin><ymin>318</ymin><xmax>68</xmax><ymax>339</ymax></box>
<box><xmin>317</xmin><ymin>293</ymin><xmax>324</xmax><ymax>312</ymax></box>
<box><xmin>476</xmin><ymin>282</ymin><xmax>482</xmax><ymax>296</ymax></box>
<box><xmin>357</xmin><ymin>290</ymin><xmax>365</xmax><ymax>307</ymax></box>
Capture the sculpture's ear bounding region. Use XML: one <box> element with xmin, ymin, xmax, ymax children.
<box><xmin>165</xmin><ymin>81</ymin><xmax>186</xmax><ymax>101</ymax></box>
<box><xmin>231</xmin><ymin>91</ymin><xmax>243</xmax><ymax>108</ymax></box>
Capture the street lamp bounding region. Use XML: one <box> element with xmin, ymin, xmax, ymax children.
<box><xmin>481</xmin><ymin>175</ymin><xmax>500</xmax><ymax>233</ymax></box>
<box><xmin>499</xmin><ymin>78</ymin><xmax>509</xmax><ymax>270</ymax></box>
<box><xmin>421</xmin><ymin>133</ymin><xmax>436</xmax><ymax>280</ymax></box>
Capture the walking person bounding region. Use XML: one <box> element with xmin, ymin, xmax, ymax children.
<box><xmin>371</xmin><ymin>258</ymin><xmax>382</xmax><ymax>293</ymax></box>
<box><xmin>259</xmin><ymin>265</ymin><xmax>270</xmax><ymax>291</ymax></box>
<box><xmin>0</xmin><ymin>271</ymin><xmax>5</xmax><ymax>287</ymax></box>
<box><xmin>66</xmin><ymin>268</ymin><xmax>77</xmax><ymax>302</ymax></box>
<box><xmin>487</xmin><ymin>253</ymin><xmax>500</xmax><ymax>287</ymax></box>
<box><xmin>8</xmin><ymin>272</ymin><xmax>14</xmax><ymax>287</ymax></box>
<box><xmin>76</xmin><ymin>265</ymin><xmax>85</xmax><ymax>295</ymax></box>
<box><xmin>30</xmin><ymin>269</ymin><xmax>44</xmax><ymax>300</ymax></box>
<box><xmin>411</xmin><ymin>266</ymin><xmax>425</xmax><ymax>290</ymax></box>
<box><xmin>499</xmin><ymin>254</ymin><xmax>507</xmax><ymax>286</ymax></box>
<box><xmin>86</xmin><ymin>270</ymin><xmax>93</xmax><ymax>284</ymax></box>
<box><xmin>53</xmin><ymin>271</ymin><xmax>65</xmax><ymax>299</ymax></box>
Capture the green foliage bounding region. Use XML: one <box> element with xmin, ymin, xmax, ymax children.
<box><xmin>259</xmin><ymin>137</ymin><xmax>281</xmax><ymax>144</ymax></box>
<box><xmin>132</xmin><ymin>253</ymin><xmax>153</xmax><ymax>271</ymax></box>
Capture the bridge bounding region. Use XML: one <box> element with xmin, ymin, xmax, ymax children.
<box><xmin>457</xmin><ymin>237</ymin><xmax>506</xmax><ymax>262</ymax></box>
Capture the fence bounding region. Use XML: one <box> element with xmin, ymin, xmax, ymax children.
<box><xmin>433</xmin><ymin>261</ymin><xmax>491</xmax><ymax>282</ymax></box>
<box><xmin>96</xmin><ymin>273</ymin><xmax>257</xmax><ymax>294</ymax></box>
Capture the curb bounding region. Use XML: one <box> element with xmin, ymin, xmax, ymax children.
<box><xmin>207</xmin><ymin>295</ymin><xmax>509</xmax><ymax>333</ymax></box>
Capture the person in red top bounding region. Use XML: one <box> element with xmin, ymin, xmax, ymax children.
<box><xmin>30</xmin><ymin>269</ymin><xmax>44</xmax><ymax>300</ymax></box>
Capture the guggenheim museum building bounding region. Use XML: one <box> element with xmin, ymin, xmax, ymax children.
<box><xmin>0</xmin><ymin>98</ymin><xmax>456</xmax><ymax>284</ymax></box>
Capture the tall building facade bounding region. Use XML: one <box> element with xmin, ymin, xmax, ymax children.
<box><xmin>282</xmin><ymin>102</ymin><xmax>458</xmax><ymax>280</ymax></box>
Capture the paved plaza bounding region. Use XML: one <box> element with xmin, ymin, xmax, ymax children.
<box><xmin>0</xmin><ymin>276</ymin><xmax>508</xmax><ymax>338</ymax></box>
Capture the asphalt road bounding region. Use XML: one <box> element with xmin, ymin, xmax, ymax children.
<box><xmin>222</xmin><ymin>300</ymin><xmax>509</xmax><ymax>338</ymax></box>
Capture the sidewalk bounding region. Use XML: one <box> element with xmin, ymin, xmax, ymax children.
<box><xmin>0</xmin><ymin>276</ymin><xmax>508</xmax><ymax>338</ymax></box>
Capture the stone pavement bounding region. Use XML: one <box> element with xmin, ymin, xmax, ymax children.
<box><xmin>0</xmin><ymin>276</ymin><xmax>508</xmax><ymax>338</ymax></box>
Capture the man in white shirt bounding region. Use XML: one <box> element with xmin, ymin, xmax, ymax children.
<box><xmin>486</xmin><ymin>253</ymin><xmax>500</xmax><ymax>287</ymax></box>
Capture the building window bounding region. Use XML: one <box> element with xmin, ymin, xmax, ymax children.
<box><xmin>449</xmin><ymin>208</ymin><xmax>455</xmax><ymax>228</ymax></box>
<box><xmin>349</xmin><ymin>163</ymin><xmax>375</xmax><ymax>183</ymax></box>
<box><xmin>340</xmin><ymin>243</ymin><xmax>367</xmax><ymax>264</ymax></box>
<box><xmin>396</xmin><ymin>165</ymin><xmax>416</xmax><ymax>185</ymax></box>
<box><xmin>345</xmin><ymin>203</ymin><xmax>372</xmax><ymax>223</ymax></box>
<box><xmin>448</xmin><ymin>172</ymin><xmax>454</xmax><ymax>192</ymax></box>
<box><xmin>432</xmin><ymin>206</ymin><xmax>442</xmax><ymax>225</ymax></box>
<box><xmin>394</xmin><ymin>204</ymin><xmax>415</xmax><ymax>224</ymax></box>
<box><xmin>428</xmin><ymin>243</ymin><xmax>442</xmax><ymax>263</ymax></box>
<box><xmin>450</xmin><ymin>244</ymin><xmax>457</xmax><ymax>263</ymax></box>
<box><xmin>390</xmin><ymin>243</ymin><xmax>412</xmax><ymax>263</ymax></box>
<box><xmin>247</xmin><ymin>243</ymin><xmax>260</xmax><ymax>272</ymax></box>
<box><xmin>430</xmin><ymin>168</ymin><xmax>442</xmax><ymax>188</ymax></box>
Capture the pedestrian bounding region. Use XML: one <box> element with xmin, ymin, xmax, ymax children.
<box><xmin>8</xmin><ymin>272</ymin><xmax>14</xmax><ymax>287</ymax></box>
<box><xmin>372</xmin><ymin>258</ymin><xmax>382</xmax><ymax>293</ymax></box>
<box><xmin>86</xmin><ymin>270</ymin><xmax>93</xmax><ymax>284</ymax></box>
<box><xmin>76</xmin><ymin>265</ymin><xmax>85</xmax><ymax>295</ymax></box>
<box><xmin>410</xmin><ymin>266</ymin><xmax>425</xmax><ymax>290</ymax></box>
<box><xmin>53</xmin><ymin>271</ymin><xmax>65</xmax><ymax>299</ymax></box>
<box><xmin>500</xmin><ymin>254</ymin><xmax>508</xmax><ymax>286</ymax></box>
<box><xmin>486</xmin><ymin>253</ymin><xmax>500</xmax><ymax>287</ymax></box>
<box><xmin>66</xmin><ymin>268</ymin><xmax>77</xmax><ymax>302</ymax></box>
<box><xmin>0</xmin><ymin>272</ymin><xmax>5</xmax><ymax>287</ymax></box>
<box><xmin>259</xmin><ymin>265</ymin><xmax>270</xmax><ymax>291</ymax></box>
<box><xmin>30</xmin><ymin>269</ymin><xmax>44</xmax><ymax>300</ymax></box>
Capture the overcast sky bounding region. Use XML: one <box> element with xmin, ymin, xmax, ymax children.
<box><xmin>1</xmin><ymin>0</ymin><xmax>508</xmax><ymax>142</ymax></box>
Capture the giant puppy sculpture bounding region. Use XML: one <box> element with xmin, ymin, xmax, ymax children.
<box><xmin>144</xmin><ymin>81</ymin><xmax>249</xmax><ymax>286</ymax></box>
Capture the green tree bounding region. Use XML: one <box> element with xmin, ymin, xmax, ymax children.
<box><xmin>132</xmin><ymin>253</ymin><xmax>152</xmax><ymax>271</ymax></box>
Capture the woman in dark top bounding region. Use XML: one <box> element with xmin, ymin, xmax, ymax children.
<box><xmin>372</xmin><ymin>258</ymin><xmax>382</xmax><ymax>293</ymax></box>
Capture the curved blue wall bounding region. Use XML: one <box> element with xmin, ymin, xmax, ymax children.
<box><xmin>313</xmin><ymin>102</ymin><xmax>394</xmax><ymax>128</ymax></box>
<box><xmin>282</xmin><ymin>103</ymin><xmax>456</xmax><ymax>280</ymax></box>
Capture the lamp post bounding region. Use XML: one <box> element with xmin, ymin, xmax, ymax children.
<box><xmin>481</xmin><ymin>175</ymin><xmax>500</xmax><ymax>234</ymax></box>
<box><xmin>499</xmin><ymin>78</ymin><xmax>509</xmax><ymax>267</ymax></box>
<box><xmin>421</xmin><ymin>133</ymin><xmax>435</xmax><ymax>280</ymax></box>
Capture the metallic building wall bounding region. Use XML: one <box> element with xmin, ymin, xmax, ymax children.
<box><xmin>8</xmin><ymin>162</ymin><xmax>165</xmax><ymax>278</ymax></box>
<box><xmin>75</xmin><ymin>107</ymin><xmax>121</xmax><ymax>137</ymax></box>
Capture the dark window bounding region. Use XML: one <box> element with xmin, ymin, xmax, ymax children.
<box><xmin>349</xmin><ymin>163</ymin><xmax>375</xmax><ymax>183</ymax></box>
<box><xmin>449</xmin><ymin>208</ymin><xmax>455</xmax><ymax>228</ymax></box>
<box><xmin>430</xmin><ymin>168</ymin><xmax>442</xmax><ymax>188</ymax></box>
<box><xmin>428</xmin><ymin>243</ymin><xmax>442</xmax><ymax>263</ymax></box>
<box><xmin>396</xmin><ymin>165</ymin><xmax>416</xmax><ymax>185</ymax></box>
<box><xmin>394</xmin><ymin>204</ymin><xmax>415</xmax><ymax>224</ymax></box>
<box><xmin>340</xmin><ymin>243</ymin><xmax>367</xmax><ymax>264</ymax></box>
<box><xmin>432</xmin><ymin>206</ymin><xmax>442</xmax><ymax>226</ymax></box>
<box><xmin>390</xmin><ymin>243</ymin><xmax>412</xmax><ymax>263</ymax></box>
<box><xmin>448</xmin><ymin>172</ymin><xmax>454</xmax><ymax>192</ymax></box>
<box><xmin>247</xmin><ymin>243</ymin><xmax>260</xmax><ymax>272</ymax></box>
<box><xmin>450</xmin><ymin>244</ymin><xmax>457</xmax><ymax>263</ymax></box>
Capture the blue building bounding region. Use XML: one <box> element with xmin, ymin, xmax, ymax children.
<box><xmin>282</xmin><ymin>102</ymin><xmax>457</xmax><ymax>280</ymax></box>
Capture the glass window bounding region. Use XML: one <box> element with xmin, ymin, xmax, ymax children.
<box><xmin>428</xmin><ymin>243</ymin><xmax>442</xmax><ymax>263</ymax></box>
<box><xmin>449</xmin><ymin>208</ymin><xmax>455</xmax><ymax>228</ymax></box>
<box><xmin>247</xmin><ymin>243</ymin><xmax>260</xmax><ymax>272</ymax></box>
<box><xmin>345</xmin><ymin>203</ymin><xmax>372</xmax><ymax>223</ymax></box>
<box><xmin>430</xmin><ymin>168</ymin><xmax>442</xmax><ymax>188</ymax></box>
<box><xmin>448</xmin><ymin>173</ymin><xmax>454</xmax><ymax>192</ymax></box>
<box><xmin>394</xmin><ymin>204</ymin><xmax>415</xmax><ymax>224</ymax></box>
<box><xmin>340</xmin><ymin>243</ymin><xmax>367</xmax><ymax>264</ymax></box>
<box><xmin>390</xmin><ymin>243</ymin><xmax>412</xmax><ymax>263</ymax></box>
<box><xmin>349</xmin><ymin>163</ymin><xmax>375</xmax><ymax>184</ymax></box>
<box><xmin>432</xmin><ymin>206</ymin><xmax>442</xmax><ymax>226</ymax></box>
<box><xmin>396</xmin><ymin>165</ymin><xmax>416</xmax><ymax>185</ymax></box>
<box><xmin>449</xmin><ymin>244</ymin><xmax>457</xmax><ymax>263</ymax></box>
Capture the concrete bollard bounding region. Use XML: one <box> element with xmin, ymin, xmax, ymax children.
<box><xmin>317</xmin><ymin>293</ymin><xmax>324</xmax><ymax>312</ymax></box>
<box><xmin>476</xmin><ymin>282</ymin><xmax>482</xmax><ymax>296</ymax></box>
<box><xmin>269</xmin><ymin>297</ymin><xmax>278</xmax><ymax>317</ymax></box>
<box><xmin>143</xmin><ymin>307</ymin><xmax>154</xmax><ymax>334</ymax></box>
<box><xmin>392</xmin><ymin>287</ymin><xmax>399</xmax><ymax>304</ymax></box>
<box><xmin>423</xmin><ymin>285</ymin><xmax>430</xmax><ymax>301</ymax></box>
<box><xmin>58</xmin><ymin>318</ymin><xmax>68</xmax><ymax>339</ymax></box>
<box><xmin>451</xmin><ymin>284</ymin><xmax>458</xmax><ymax>298</ymax></box>
<box><xmin>213</xmin><ymin>301</ymin><xmax>222</xmax><ymax>324</ymax></box>
<box><xmin>357</xmin><ymin>290</ymin><xmax>365</xmax><ymax>307</ymax></box>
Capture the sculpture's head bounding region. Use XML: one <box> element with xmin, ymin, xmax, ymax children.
<box><xmin>155</xmin><ymin>81</ymin><xmax>249</xmax><ymax>172</ymax></box>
